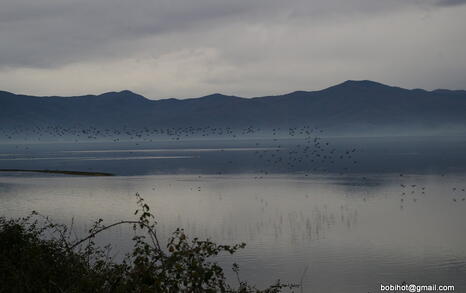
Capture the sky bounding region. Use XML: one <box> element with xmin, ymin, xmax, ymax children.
<box><xmin>1</xmin><ymin>0</ymin><xmax>466</xmax><ymax>99</ymax></box>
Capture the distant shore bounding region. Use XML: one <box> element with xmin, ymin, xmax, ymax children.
<box><xmin>0</xmin><ymin>169</ymin><xmax>114</xmax><ymax>176</ymax></box>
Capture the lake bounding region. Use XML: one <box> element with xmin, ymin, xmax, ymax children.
<box><xmin>1</xmin><ymin>136</ymin><xmax>466</xmax><ymax>292</ymax></box>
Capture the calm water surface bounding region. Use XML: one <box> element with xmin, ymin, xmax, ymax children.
<box><xmin>1</xmin><ymin>137</ymin><xmax>466</xmax><ymax>292</ymax></box>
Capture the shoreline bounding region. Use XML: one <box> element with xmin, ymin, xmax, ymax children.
<box><xmin>0</xmin><ymin>169</ymin><xmax>114</xmax><ymax>176</ymax></box>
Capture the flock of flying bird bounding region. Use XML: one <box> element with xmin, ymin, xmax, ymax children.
<box><xmin>397</xmin><ymin>183</ymin><xmax>466</xmax><ymax>209</ymax></box>
<box><xmin>1</xmin><ymin>124</ymin><xmax>466</xmax><ymax>206</ymax></box>
<box><xmin>0</xmin><ymin>125</ymin><xmax>254</xmax><ymax>142</ymax></box>
<box><xmin>250</xmin><ymin>126</ymin><xmax>358</xmax><ymax>176</ymax></box>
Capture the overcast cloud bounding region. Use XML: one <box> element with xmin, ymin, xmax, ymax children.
<box><xmin>1</xmin><ymin>0</ymin><xmax>465</xmax><ymax>98</ymax></box>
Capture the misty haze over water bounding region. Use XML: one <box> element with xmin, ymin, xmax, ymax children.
<box><xmin>2</xmin><ymin>0</ymin><xmax>466</xmax><ymax>290</ymax></box>
<box><xmin>1</xmin><ymin>133</ymin><xmax>466</xmax><ymax>292</ymax></box>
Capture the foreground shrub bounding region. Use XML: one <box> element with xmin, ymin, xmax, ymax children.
<box><xmin>0</xmin><ymin>194</ymin><xmax>297</xmax><ymax>293</ymax></box>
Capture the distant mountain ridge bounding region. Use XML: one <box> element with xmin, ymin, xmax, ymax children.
<box><xmin>1</xmin><ymin>80</ymin><xmax>466</xmax><ymax>134</ymax></box>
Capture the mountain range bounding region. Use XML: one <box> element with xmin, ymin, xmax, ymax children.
<box><xmin>1</xmin><ymin>80</ymin><xmax>466</xmax><ymax>135</ymax></box>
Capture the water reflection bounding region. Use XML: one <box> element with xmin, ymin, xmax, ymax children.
<box><xmin>0</xmin><ymin>173</ymin><xmax>465</xmax><ymax>292</ymax></box>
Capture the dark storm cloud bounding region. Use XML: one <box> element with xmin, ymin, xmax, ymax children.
<box><xmin>0</xmin><ymin>0</ymin><xmax>418</xmax><ymax>69</ymax></box>
<box><xmin>0</xmin><ymin>0</ymin><xmax>465</xmax><ymax>97</ymax></box>
<box><xmin>0</xmin><ymin>0</ymin><xmax>257</xmax><ymax>68</ymax></box>
<box><xmin>436</xmin><ymin>0</ymin><xmax>466</xmax><ymax>6</ymax></box>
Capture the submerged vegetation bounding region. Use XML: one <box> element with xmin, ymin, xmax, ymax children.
<box><xmin>0</xmin><ymin>194</ymin><xmax>296</xmax><ymax>293</ymax></box>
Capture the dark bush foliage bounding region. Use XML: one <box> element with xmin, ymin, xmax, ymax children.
<box><xmin>0</xmin><ymin>194</ymin><xmax>297</xmax><ymax>293</ymax></box>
